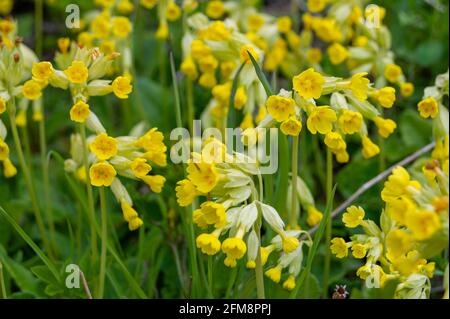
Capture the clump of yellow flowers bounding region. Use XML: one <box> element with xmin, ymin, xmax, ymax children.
<box><xmin>331</xmin><ymin>163</ymin><xmax>448</xmax><ymax>298</ymax></box>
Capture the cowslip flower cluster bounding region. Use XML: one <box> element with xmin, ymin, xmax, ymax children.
<box><xmin>175</xmin><ymin>138</ymin><xmax>311</xmax><ymax>290</ymax></box>
<box><xmin>140</xmin><ymin>0</ymin><xmax>186</xmax><ymax>40</ymax></box>
<box><xmin>331</xmin><ymin>164</ymin><xmax>448</xmax><ymax>299</ymax></box>
<box><xmin>417</xmin><ymin>70</ymin><xmax>448</xmax><ymax>122</ymax></box>
<box><xmin>256</xmin><ymin>68</ymin><xmax>396</xmax><ymax>163</ymax></box>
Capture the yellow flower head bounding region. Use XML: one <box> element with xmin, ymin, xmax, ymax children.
<box><xmin>342</xmin><ymin>205</ymin><xmax>365</xmax><ymax>228</ymax></box>
<box><xmin>166</xmin><ymin>1</ymin><xmax>181</xmax><ymax>21</ymax></box>
<box><xmin>128</xmin><ymin>217</ymin><xmax>144</xmax><ymax>231</ymax></box>
<box><xmin>240</xmin><ymin>44</ymin><xmax>259</xmax><ymax>64</ymax></box>
<box><xmin>196</xmin><ymin>233</ymin><xmax>221</xmax><ymax>255</ymax></box>
<box><xmin>70</xmin><ymin>101</ymin><xmax>90</xmax><ymax>123</ymax></box>
<box><xmin>155</xmin><ymin>22</ymin><xmax>169</xmax><ymax>40</ymax></box>
<box><xmin>0</xmin><ymin>97</ymin><xmax>6</xmax><ymax>114</ymax></box>
<box><xmin>0</xmin><ymin>138</ymin><xmax>10</xmax><ymax>161</ymax></box>
<box><xmin>338</xmin><ymin>110</ymin><xmax>363</xmax><ymax>134</ymax></box>
<box><xmin>176</xmin><ymin>179</ymin><xmax>199</xmax><ymax>207</ymax></box>
<box><xmin>391</xmin><ymin>250</ymin><xmax>432</xmax><ymax>277</ymax></box>
<box><xmin>112</xmin><ymin>16</ymin><xmax>132</xmax><ymax>38</ymax></box>
<box><xmin>234</xmin><ymin>86</ymin><xmax>247</xmax><ymax>110</ymax></box>
<box><xmin>222</xmin><ymin>237</ymin><xmax>247</xmax><ymax>263</ymax></box>
<box><xmin>32</xmin><ymin>62</ymin><xmax>54</xmax><ymax>83</ymax></box>
<box><xmin>293</xmin><ymin>68</ymin><xmax>325</xmax><ymax>99</ymax></box>
<box><xmin>381</xmin><ymin>166</ymin><xmax>420</xmax><ymax>203</ymax></box>
<box><xmin>384</xmin><ymin>63</ymin><xmax>402</xmax><ymax>83</ymax></box>
<box><xmin>330</xmin><ymin>237</ymin><xmax>348</xmax><ymax>258</ymax></box>
<box><xmin>199</xmin><ymin>21</ymin><xmax>231</xmax><ymax>41</ymax></box>
<box><xmin>142</xmin><ymin>175</ymin><xmax>166</xmax><ymax>193</ymax></box>
<box><xmin>306</xmin><ymin>48</ymin><xmax>322</xmax><ymax>65</ymax></box>
<box><xmin>90</xmin><ymin>162</ymin><xmax>117</xmax><ymax>187</ymax></box>
<box><xmin>265</xmin><ymin>265</ymin><xmax>282</xmax><ymax>283</ymax></box>
<box><xmin>306</xmin><ymin>106</ymin><xmax>337</xmax><ymax>135</ymax></box>
<box><xmin>112</xmin><ymin>76</ymin><xmax>133</xmax><ymax>99</ymax></box>
<box><xmin>140</xmin><ymin>0</ymin><xmax>157</xmax><ymax>9</ymax></box>
<box><xmin>64</xmin><ymin>61</ymin><xmax>89</xmax><ymax>84</ymax></box>
<box><xmin>22</xmin><ymin>80</ymin><xmax>42</xmax><ymax>100</ymax></box>
<box><xmin>282</xmin><ymin>275</ymin><xmax>296</xmax><ymax>291</ymax></box>
<box><xmin>306</xmin><ymin>206</ymin><xmax>323</xmax><ymax>226</ymax></box>
<box><xmin>405</xmin><ymin>210</ymin><xmax>441</xmax><ymax>241</ymax></box>
<box><xmin>90</xmin><ymin>133</ymin><xmax>118</xmax><ymax>160</ymax></box>
<box><xmin>400</xmin><ymin>82</ymin><xmax>414</xmax><ymax>97</ymax></box>
<box><xmin>248</xmin><ymin>14</ymin><xmax>265</xmax><ymax>32</ymax></box>
<box><xmin>376</xmin><ymin>86</ymin><xmax>396</xmax><ymax>108</ymax></box>
<box><xmin>353</xmin><ymin>35</ymin><xmax>368</xmax><ymax>47</ymax></box>
<box><xmin>417</xmin><ymin>97</ymin><xmax>439</xmax><ymax>119</ymax></box>
<box><xmin>180</xmin><ymin>56</ymin><xmax>198</xmax><ymax>80</ymax></box>
<box><xmin>266</xmin><ymin>95</ymin><xmax>296</xmax><ymax>122</ymax></box>
<box><xmin>307</xmin><ymin>0</ymin><xmax>326</xmax><ymax>13</ymax></box>
<box><xmin>121</xmin><ymin>200</ymin><xmax>138</xmax><ymax>223</ymax></box>
<box><xmin>197</xmin><ymin>201</ymin><xmax>226</xmax><ymax>228</ymax></box>
<box><xmin>277</xmin><ymin>16</ymin><xmax>292</xmax><ymax>33</ymax></box>
<box><xmin>385</xmin><ymin>229</ymin><xmax>413</xmax><ymax>261</ymax></box>
<box><xmin>282</xmin><ymin>236</ymin><xmax>299</xmax><ymax>253</ymax></box>
<box><xmin>2</xmin><ymin>158</ymin><xmax>17</xmax><ymax>178</ymax></box>
<box><xmin>327</xmin><ymin>42</ymin><xmax>348</xmax><ymax>65</ymax></box>
<box><xmin>361</xmin><ymin>135</ymin><xmax>380</xmax><ymax>159</ymax></box>
<box><xmin>374</xmin><ymin>117</ymin><xmax>397</xmax><ymax>138</ymax></box>
<box><xmin>336</xmin><ymin>149</ymin><xmax>350</xmax><ymax>163</ymax></box>
<box><xmin>348</xmin><ymin>72</ymin><xmax>370</xmax><ymax>101</ymax></box>
<box><xmin>130</xmin><ymin>158</ymin><xmax>152</xmax><ymax>178</ymax></box>
<box><xmin>324</xmin><ymin>131</ymin><xmax>346</xmax><ymax>152</ymax></box>
<box><xmin>187</xmin><ymin>160</ymin><xmax>219</xmax><ymax>193</ymax></box>
<box><xmin>280</xmin><ymin>116</ymin><xmax>302</xmax><ymax>136</ymax></box>
<box><xmin>199</xmin><ymin>71</ymin><xmax>217</xmax><ymax>88</ymax></box>
<box><xmin>206</xmin><ymin>0</ymin><xmax>225</xmax><ymax>19</ymax></box>
<box><xmin>351</xmin><ymin>243</ymin><xmax>368</xmax><ymax>259</ymax></box>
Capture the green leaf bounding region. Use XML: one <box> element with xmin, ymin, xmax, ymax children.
<box><xmin>247</xmin><ymin>51</ymin><xmax>273</xmax><ymax>96</ymax></box>
<box><xmin>44</xmin><ymin>284</ymin><xmax>64</xmax><ymax>297</ymax></box>
<box><xmin>31</xmin><ymin>265</ymin><xmax>59</xmax><ymax>285</ymax></box>
<box><xmin>227</xmin><ymin>62</ymin><xmax>246</xmax><ymax>128</ymax></box>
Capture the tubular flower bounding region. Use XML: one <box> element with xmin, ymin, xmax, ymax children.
<box><xmin>347</xmin><ymin>72</ymin><xmax>370</xmax><ymax>101</ymax></box>
<box><xmin>90</xmin><ymin>162</ymin><xmax>117</xmax><ymax>187</ymax></box>
<box><xmin>327</xmin><ymin>42</ymin><xmax>348</xmax><ymax>65</ymax></box>
<box><xmin>338</xmin><ymin>110</ymin><xmax>363</xmax><ymax>134</ymax></box>
<box><xmin>266</xmin><ymin>95</ymin><xmax>295</xmax><ymax>122</ymax></box>
<box><xmin>280</xmin><ymin>116</ymin><xmax>302</xmax><ymax>136</ymax></box>
<box><xmin>187</xmin><ymin>160</ymin><xmax>219</xmax><ymax>193</ymax></box>
<box><xmin>70</xmin><ymin>100</ymin><xmax>90</xmax><ymax>123</ymax></box>
<box><xmin>196</xmin><ymin>233</ymin><xmax>221</xmax><ymax>255</ymax></box>
<box><xmin>293</xmin><ymin>68</ymin><xmax>325</xmax><ymax>99</ymax></box>
<box><xmin>417</xmin><ymin>97</ymin><xmax>439</xmax><ymax>119</ymax></box>
<box><xmin>330</xmin><ymin>238</ymin><xmax>349</xmax><ymax>258</ymax></box>
<box><xmin>375</xmin><ymin>87</ymin><xmax>396</xmax><ymax>108</ymax></box>
<box><xmin>373</xmin><ymin>117</ymin><xmax>397</xmax><ymax>138</ymax></box>
<box><xmin>90</xmin><ymin>133</ymin><xmax>118</xmax><ymax>160</ymax></box>
<box><xmin>384</xmin><ymin>63</ymin><xmax>403</xmax><ymax>83</ymax></box>
<box><xmin>64</xmin><ymin>60</ymin><xmax>89</xmax><ymax>84</ymax></box>
<box><xmin>306</xmin><ymin>106</ymin><xmax>337</xmax><ymax>134</ymax></box>
<box><xmin>361</xmin><ymin>135</ymin><xmax>380</xmax><ymax>159</ymax></box>
<box><xmin>112</xmin><ymin>76</ymin><xmax>133</xmax><ymax>99</ymax></box>
<box><xmin>342</xmin><ymin>206</ymin><xmax>365</xmax><ymax>228</ymax></box>
<box><xmin>22</xmin><ymin>80</ymin><xmax>42</xmax><ymax>100</ymax></box>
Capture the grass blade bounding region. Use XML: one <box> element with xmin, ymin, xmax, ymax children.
<box><xmin>247</xmin><ymin>51</ymin><xmax>273</xmax><ymax>96</ymax></box>
<box><xmin>227</xmin><ymin>62</ymin><xmax>246</xmax><ymax>128</ymax></box>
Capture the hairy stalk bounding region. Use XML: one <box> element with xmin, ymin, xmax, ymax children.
<box><xmin>97</xmin><ymin>187</ymin><xmax>108</xmax><ymax>299</ymax></box>
<box><xmin>7</xmin><ymin>99</ymin><xmax>51</xmax><ymax>256</ymax></box>
<box><xmin>289</xmin><ymin>135</ymin><xmax>299</xmax><ymax>229</ymax></box>
<box><xmin>0</xmin><ymin>261</ymin><xmax>6</xmax><ymax>299</ymax></box>
<box><xmin>79</xmin><ymin>124</ymin><xmax>98</xmax><ymax>264</ymax></box>
<box><xmin>322</xmin><ymin>148</ymin><xmax>333</xmax><ymax>298</ymax></box>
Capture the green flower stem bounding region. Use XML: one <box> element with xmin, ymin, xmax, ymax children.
<box><xmin>97</xmin><ymin>187</ymin><xmax>108</xmax><ymax>299</ymax></box>
<box><xmin>322</xmin><ymin>148</ymin><xmax>333</xmax><ymax>298</ymax></box>
<box><xmin>19</xmin><ymin>126</ymin><xmax>32</xmax><ymax>172</ymax></box>
<box><xmin>35</xmin><ymin>0</ymin><xmax>43</xmax><ymax>57</ymax></box>
<box><xmin>0</xmin><ymin>260</ymin><xmax>6</xmax><ymax>299</ymax></box>
<box><xmin>289</xmin><ymin>135</ymin><xmax>299</xmax><ymax>229</ymax></box>
<box><xmin>224</xmin><ymin>266</ymin><xmax>238</xmax><ymax>298</ymax></box>
<box><xmin>79</xmin><ymin>123</ymin><xmax>98</xmax><ymax>264</ymax></box>
<box><xmin>186</xmin><ymin>78</ymin><xmax>194</xmax><ymax>134</ymax></box>
<box><xmin>7</xmin><ymin>99</ymin><xmax>51</xmax><ymax>257</ymax></box>
<box><xmin>207</xmin><ymin>256</ymin><xmax>214</xmax><ymax>298</ymax></box>
<box><xmin>254</xmin><ymin>203</ymin><xmax>265</xmax><ymax>299</ymax></box>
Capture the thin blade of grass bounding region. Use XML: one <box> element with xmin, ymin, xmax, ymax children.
<box><xmin>247</xmin><ymin>51</ymin><xmax>273</xmax><ymax>96</ymax></box>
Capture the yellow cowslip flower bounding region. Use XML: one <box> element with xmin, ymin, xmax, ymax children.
<box><xmin>176</xmin><ymin>179</ymin><xmax>200</xmax><ymax>207</ymax></box>
<box><xmin>183</xmin><ymin>0</ymin><xmax>198</xmax><ymax>12</ymax></box>
<box><xmin>198</xmin><ymin>55</ymin><xmax>218</xmax><ymax>73</ymax></box>
<box><xmin>240</xmin><ymin>44</ymin><xmax>259</xmax><ymax>64</ymax></box>
<box><xmin>166</xmin><ymin>1</ymin><xmax>181</xmax><ymax>21</ymax></box>
<box><xmin>196</xmin><ymin>201</ymin><xmax>226</xmax><ymax>228</ymax></box>
<box><xmin>248</xmin><ymin>14</ymin><xmax>265</xmax><ymax>32</ymax></box>
<box><xmin>280</xmin><ymin>116</ymin><xmax>302</xmax><ymax>136</ymax></box>
<box><xmin>306</xmin><ymin>48</ymin><xmax>322</xmax><ymax>65</ymax></box>
<box><xmin>0</xmin><ymin>0</ymin><xmax>13</xmax><ymax>15</ymax></box>
<box><xmin>0</xmin><ymin>17</ymin><xmax>14</xmax><ymax>34</ymax></box>
<box><xmin>77</xmin><ymin>32</ymin><xmax>93</xmax><ymax>48</ymax></box>
<box><xmin>128</xmin><ymin>217</ymin><xmax>144</xmax><ymax>231</ymax></box>
<box><xmin>142</xmin><ymin>175</ymin><xmax>166</xmax><ymax>193</ymax></box>
<box><xmin>212</xmin><ymin>82</ymin><xmax>231</xmax><ymax>105</ymax></box>
<box><xmin>180</xmin><ymin>56</ymin><xmax>198</xmax><ymax>80</ymax></box>
<box><xmin>112</xmin><ymin>76</ymin><xmax>133</xmax><ymax>99</ymax></box>
<box><xmin>112</xmin><ymin>16</ymin><xmax>132</xmax><ymax>38</ymax></box>
<box><xmin>307</xmin><ymin>0</ymin><xmax>326</xmax><ymax>13</ymax></box>
<box><xmin>191</xmin><ymin>40</ymin><xmax>211</xmax><ymax>60</ymax></box>
<box><xmin>266</xmin><ymin>95</ymin><xmax>295</xmax><ymax>122</ymax></box>
<box><xmin>0</xmin><ymin>139</ymin><xmax>9</xmax><ymax>161</ymax></box>
<box><xmin>187</xmin><ymin>161</ymin><xmax>219</xmax><ymax>193</ymax></box>
<box><xmin>353</xmin><ymin>35</ymin><xmax>368</xmax><ymax>47</ymax></box>
<box><xmin>348</xmin><ymin>72</ymin><xmax>370</xmax><ymax>101</ymax></box>
<box><xmin>140</xmin><ymin>0</ymin><xmax>157</xmax><ymax>9</ymax></box>
<box><xmin>100</xmin><ymin>40</ymin><xmax>116</xmax><ymax>55</ymax></box>
<box><xmin>117</xmin><ymin>0</ymin><xmax>134</xmax><ymax>14</ymax></box>
<box><xmin>155</xmin><ymin>22</ymin><xmax>169</xmax><ymax>40</ymax></box>
<box><xmin>0</xmin><ymin>97</ymin><xmax>6</xmax><ymax>114</ymax></box>
<box><xmin>265</xmin><ymin>266</ymin><xmax>282</xmax><ymax>283</ymax></box>
<box><xmin>391</xmin><ymin>250</ymin><xmax>433</xmax><ymax>278</ymax></box>
<box><xmin>361</xmin><ymin>135</ymin><xmax>380</xmax><ymax>159</ymax></box>
<box><xmin>327</xmin><ymin>42</ymin><xmax>348</xmax><ymax>65</ymax></box>
<box><xmin>240</xmin><ymin>113</ymin><xmax>254</xmax><ymax>130</ymax></box>
<box><xmin>281</xmin><ymin>236</ymin><xmax>300</xmax><ymax>253</ymax></box>
<box><xmin>130</xmin><ymin>158</ymin><xmax>152</xmax><ymax>178</ymax></box>
<box><xmin>32</xmin><ymin>61</ymin><xmax>54</xmax><ymax>83</ymax></box>
<box><xmin>90</xmin><ymin>133</ymin><xmax>118</xmax><ymax>160</ymax></box>
<box><xmin>381</xmin><ymin>166</ymin><xmax>420</xmax><ymax>203</ymax></box>
<box><xmin>64</xmin><ymin>61</ymin><xmax>89</xmax><ymax>84</ymax></box>
<box><xmin>336</xmin><ymin>149</ymin><xmax>349</xmax><ymax>163</ymax></box>
<box><xmin>385</xmin><ymin>229</ymin><xmax>413</xmax><ymax>261</ymax></box>
<box><xmin>277</xmin><ymin>16</ymin><xmax>292</xmax><ymax>33</ymax></box>
<box><xmin>400</xmin><ymin>82</ymin><xmax>414</xmax><ymax>97</ymax></box>
<box><xmin>220</xmin><ymin>61</ymin><xmax>235</xmax><ymax>79</ymax></box>
<box><xmin>417</xmin><ymin>97</ymin><xmax>439</xmax><ymax>119</ymax></box>
<box><xmin>16</xmin><ymin>109</ymin><xmax>27</xmax><ymax>127</ymax></box>
<box><xmin>282</xmin><ymin>275</ymin><xmax>296</xmax><ymax>291</ymax></box>
<box><xmin>376</xmin><ymin>86</ymin><xmax>396</xmax><ymax>108</ymax></box>
<box><xmin>90</xmin><ymin>162</ymin><xmax>117</xmax><ymax>187</ymax></box>
<box><xmin>2</xmin><ymin>158</ymin><xmax>17</xmax><ymax>178</ymax></box>
<box><xmin>405</xmin><ymin>210</ymin><xmax>441</xmax><ymax>241</ymax></box>
<box><xmin>306</xmin><ymin>106</ymin><xmax>337</xmax><ymax>135</ymax></box>
<box><xmin>312</xmin><ymin>18</ymin><xmax>342</xmax><ymax>42</ymax></box>
<box><xmin>255</xmin><ymin>105</ymin><xmax>267</xmax><ymax>124</ymax></box>
<box><xmin>356</xmin><ymin>264</ymin><xmax>386</xmax><ymax>283</ymax></box>
<box><xmin>342</xmin><ymin>205</ymin><xmax>365</xmax><ymax>228</ymax></box>
<box><xmin>384</xmin><ymin>63</ymin><xmax>403</xmax><ymax>83</ymax></box>
<box><xmin>22</xmin><ymin>80</ymin><xmax>42</xmax><ymax>100</ymax></box>
<box><xmin>206</xmin><ymin>0</ymin><xmax>224</xmax><ymax>19</ymax></box>
<box><xmin>121</xmin><ymin>200</ymin><xmax>138</xmax><ymax>223</ymax></box>
<box><xmin>330</xmin><ymin>237</ymin><xmax>348</xmax><ymax>258</ymax></box>
<box><xmin>70</xmin><ymin>100</ymin><xmax>90</xmax><ymax>123</ymax></box>
<box><xmin>222</xmin><ymin>237</ymin><xmax>247</xmax><ymax>267</ymax></box>
<box><xmin>324</xmin><ymin>131</ymin><xmax>346</xmax><ymax>152</ymax></box>
<box><xmin>193</xmin><ymin>209</ymin><xmax>208</xmax><ymax>228</ymax></box>
<box><xmin>199</xmin><ymin>72</ymin><xmax>216</xmax><ymax>88</ymax></box>
<box><xmin>351</xmin><ymin>244</ymin><xmax>368</xmax><ymax>259</ymax></box>
<box><xmin>91</xmin><ymin>14</ymin><xmax>111</xmax><ymax>39</ymax></box>
<box><xmin>374</xmin><ymin>117</ymin><xmax>397</xmax><ymax>138</ymax></box>
<box><xmin>338</xmin><ymin>109</ymin><xmax>362</xmax><ymax>134</ymax></box>
<box><xmin>234</xmin><ymin>87</ymin><xmax>247</xmax><ymax>110</ymax></box>
<box><xmin>306</xmin><ymin>206</ymin><xmax>323</xmax><ymax>227</ymax></box>
<box><xmin>196</xmin><ymin>233</ymin><xmax>221</xmax><ymax>255</ymax></box>
<box><xmin>292</xmin><ymin>68</ymin><xmax>325</xmax><ymax>99</ymax></box>
<box><xmin>199</xmin><ymin>21</ymin><xmax>231</xmax><ymax>41</ymax></box>
<box><xmin>433</xmin><ymin>196</ymin><xmax>449</xmax><ymax>212</ymax></box>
